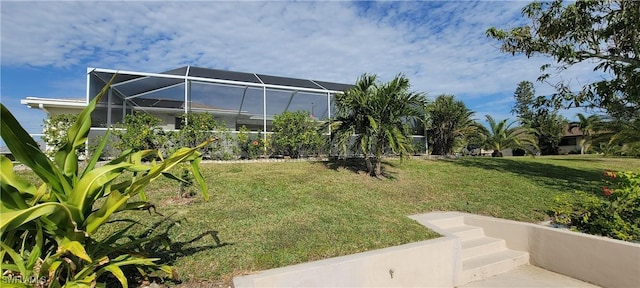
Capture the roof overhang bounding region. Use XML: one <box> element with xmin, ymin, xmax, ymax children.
<box><xmin>20</xmin><ymin>97</ymin><xmax>87</xmax><ymax>110</ymax></box>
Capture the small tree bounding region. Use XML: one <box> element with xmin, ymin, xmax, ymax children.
<box><xmin>272</xmin><ymin>111</ymin><xmax>323</xmax><ymax>158</ymax></box>
<box><xmin>426</xmin><ymin>95</ymin><xmax>480</xmax><ymax>156</ymax></box>
<box><xmin>328</xmin><ymin>73</ymin><xmax>426</xmax><ymax>177</ymax></box>
<box><xmin>534</xmin><ymin>112</ymin><xmax>568</xmax><ymax>155</ymax></box>
<box><xmin>511</xmin><ymin>81</ymin><xmax>568</xmax><ymax>155</ymax></box>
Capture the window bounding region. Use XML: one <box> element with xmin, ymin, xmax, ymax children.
<box><xmin>559</xmin><ymin>137</ymin><xmax>577</xmax><ymax>146</ymax></box>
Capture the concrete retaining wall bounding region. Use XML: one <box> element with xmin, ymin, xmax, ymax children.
<box><xmin>233</xmin><ymin>237</ymin><xmax>457</xmax><ymax>287</ymax></box>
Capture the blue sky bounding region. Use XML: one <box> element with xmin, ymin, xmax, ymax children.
<box><xmin>1</xmin><ymin>0</ymin><xmax>603</xmax><ymax>145</ymax></box>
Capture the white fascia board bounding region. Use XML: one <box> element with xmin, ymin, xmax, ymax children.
<box><xmin>20</xmin><ymin>97</ymin><xmax>87</xmax><ymax>108</ymax></box>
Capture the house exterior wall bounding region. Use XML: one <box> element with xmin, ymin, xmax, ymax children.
<box><xmin>558</xmin><ymin>135</ymin><xmax>584</xmax><ymax>154</ymax></box>
<box><xmin>33</xmin><ymin>103</ymin><xmax>267</xmax><ymax>134</ymax></box>
<box><xmin>154</xmin><ymin>113</ymin><xmax>178</xmax><ymax>130</ymax></box>
<box><xmin>43</xmin><ymin>107</ymin><xmax>84</xmax><ymax>117</ymax></box>
<box><xmin>469</xmin><ymin>148</ymin><xmax>513</xmax><ymax>157</ymax></box>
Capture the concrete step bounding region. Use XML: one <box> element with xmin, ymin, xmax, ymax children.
<box><xmin>442</xmin><ymin>225</ymin><xmax>485</xmax><ymax>240</ymax></box>
<box><xmin>461</xmin><ymin>236</ymin><xmax>506</xmax><ymax>260</ymax></box>
<box><xmin>421</xmin><ymin>214</ymin><xmax>465</xmax><ymax>229</ymax></box>
<box><xmin>461</xmin><ymin>249</ymin><xmax>529</xmax><ymax>285</ymax></box>
<box><xmin>411</xmin><ymin>213</ymin><xmax>531</xmax><ymax>286</ymax></box>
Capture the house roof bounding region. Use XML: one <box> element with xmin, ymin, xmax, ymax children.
<box><xmin>90</xmin><ymin>66</ymin><xmax>353</xmax><ymax>98</ymax></box>
<box><xmin>565</xmin><ymin>125</ymin><xmax>584</xmax><ymax>137</ymax></box>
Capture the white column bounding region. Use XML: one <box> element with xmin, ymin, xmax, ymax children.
<box><xmin>107</xmin><ymin>88</ymin><xmax>112</xmax><ymax>126</ymax></box>
<box><xmin>184</xmin><ymin>66</ymin><xmax>191</xmax><ymax>126</ymax></box>
<box><xmin>85</xmin><ymin>68</ymin><xmax>91</xmax><ymax>104</ymax></box>
<box><xmin>327</xmin><ymin>92</ymin><xmax>332</xmax><ymax>117</ymax></box>
<box><xmin>263</xmin><ymin>86</ymin><xmax>267</xmax><ymax>144</ymax></box>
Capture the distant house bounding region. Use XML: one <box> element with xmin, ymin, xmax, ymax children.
<box><xmin>559</xmin><ymin>123</ymin><xmax>618</xmax><ymax>155</ymax></box>
<box><xmin>558</xmin><ymin>126</ymin><xmax>584</xmax><ymax>154</ymax></box>
<box><xmin>22</xmin><ymin>66</ymin><xmax>353</xmax><ymax>143</ymax></box>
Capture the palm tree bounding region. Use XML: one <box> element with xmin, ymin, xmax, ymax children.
<box><xmin>425</xmin><ymin>95</ymin><xmax>480</xmax><ymax>156</ymax></box>
<box><xmin>569</xmin><ymin>113</ymin><xmax>603</xmax><ymax>154</ymax></box>
<box><xmin>481</xmin><ymin>115</ymin><xmax>537</xmax><ymax>157</ymax></box>
<box><xmin>602</xmin><ymin>117</ymin><xmax>640</xmax><ymax>156</ymax></box>
<box><xmin>532</xmin><ymin>112</ymin><xmax>568</xmax><ymax>155</ymax></box>
<box><xmin>328</xmin><ymin>73</ymin><xmax>426</xmax><ymax>177</ymax></box>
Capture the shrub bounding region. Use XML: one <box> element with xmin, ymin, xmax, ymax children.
<box><xmin>176</xmin><ymin>113</ymin><xmax>238</xmax><ymax>160</ymax></box>
<box><xmin>212</xmin><ymin>126</ymin><xmax>238</xmax><ymax>160</ymax></box>
<box><xmin>271</xmin><ymin>111</ymin><xmax>324</xmax><ymax>158</ymax></box>
<box><xmin>552</xmin><ymin>170</ymin><xmax>640</xmax><ymax>241</ymax></box>
<box><xmin>0</xmin><ymin>78</ymin><xmax>210</xmax><ymax>287</ymax></box>
<box><xmin>178</xmin><ymin>163</ymin><xmax>195</xmax><ymax>198</ymax></box>
<box><xmin>87</xmin><ymin>132</ymin><xmax>122</xmax><ymax>161</ymax></box>
<box><xmin>42</xmin><ymin>114</ymin><xmax>84</xmax><ymax>158</ymax></box>
<box><xmin>237</xmin><ymin>126</ymin><xmax>264</xmax><ymax>159</ymax></box>
<box><xmin>178</xmin><ymin>112</ymin><xmax>216</xmax><ymax>156</ymax></box>
<box><xmin>114</xmin><ymin>112</ymin><xmax>164</xmax><ymax>153</ymax></box>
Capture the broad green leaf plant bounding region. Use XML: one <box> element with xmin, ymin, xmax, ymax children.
<box><xmin>0</xmin><ymin>76</ymin><xmax>210</xmax><ymax>287</ymax></box>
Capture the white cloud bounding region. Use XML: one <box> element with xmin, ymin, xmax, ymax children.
<box><xmin>1</xmin><ymin>0</ymin><xmax>604</xmax><ymax>132</ymax></box>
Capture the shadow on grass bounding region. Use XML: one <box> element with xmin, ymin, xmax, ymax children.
<box><xmin>321</xmin><ymin>158</ymin><xmax>397</xmax><ymax>179</ymax></box>
<box><xmin>446</xmin><ymin>157</ymin><xmax>605</xmax><ymax>195</ymax></box>
<box><xmin>143</xmin><ymin>216</ymin><xmax>231</xmax><ymax>264</ymax></box>
<box><xmin>545</xmin><ymin>157</ymin><xmax>606</xmax><ymax>163</ymax></box>
<box><xmin>105</xmin><ymin>214</ymin><xmax>231</xmax><ymax>286</ymax></box>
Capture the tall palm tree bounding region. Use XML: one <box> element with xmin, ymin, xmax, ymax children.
<box><xmin>425</xmin><ymin>95</ymin><xmax>480</xmax><ymax>156</ymax></box>
<box><xmin>569</xmin><ymin>113</ymin><xmax>603</xmax><ymax>154</ymax></box>
<box><xmin>328</xmin><ymin>73</ymin><xmax>426</xmax><ymax>177</ymax></box>
<box><xmin>481</xmin><ymin>115</ymin><xmax>538</xmax><ymax>157</ymax></box>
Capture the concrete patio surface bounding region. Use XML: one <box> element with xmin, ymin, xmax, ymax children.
<box><xmin>462</xmin><ymin>264</ymin><xmax>600</xmax><ymax>287</ymax></box>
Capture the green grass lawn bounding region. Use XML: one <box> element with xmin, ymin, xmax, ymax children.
<box><xmin>15</xmin><ymin>155</ymin><xmax>640</xmax><ymax>285</ymax></box>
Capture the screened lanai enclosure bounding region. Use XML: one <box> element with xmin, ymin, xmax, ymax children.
<box><xmin>88</xmin><ymin>66</ymin><xmax>353</xmax><ymax>133</ymax></box>
<box><xmin>86</xmin><ymin>66</ymin><xmax>428</xmax><ymax>157</ymax></box>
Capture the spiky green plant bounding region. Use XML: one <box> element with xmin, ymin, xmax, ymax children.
<box><xmin>0</xmin><ymin>76</ymin><xmax>210</xmax><ymax>287</ymax></box>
